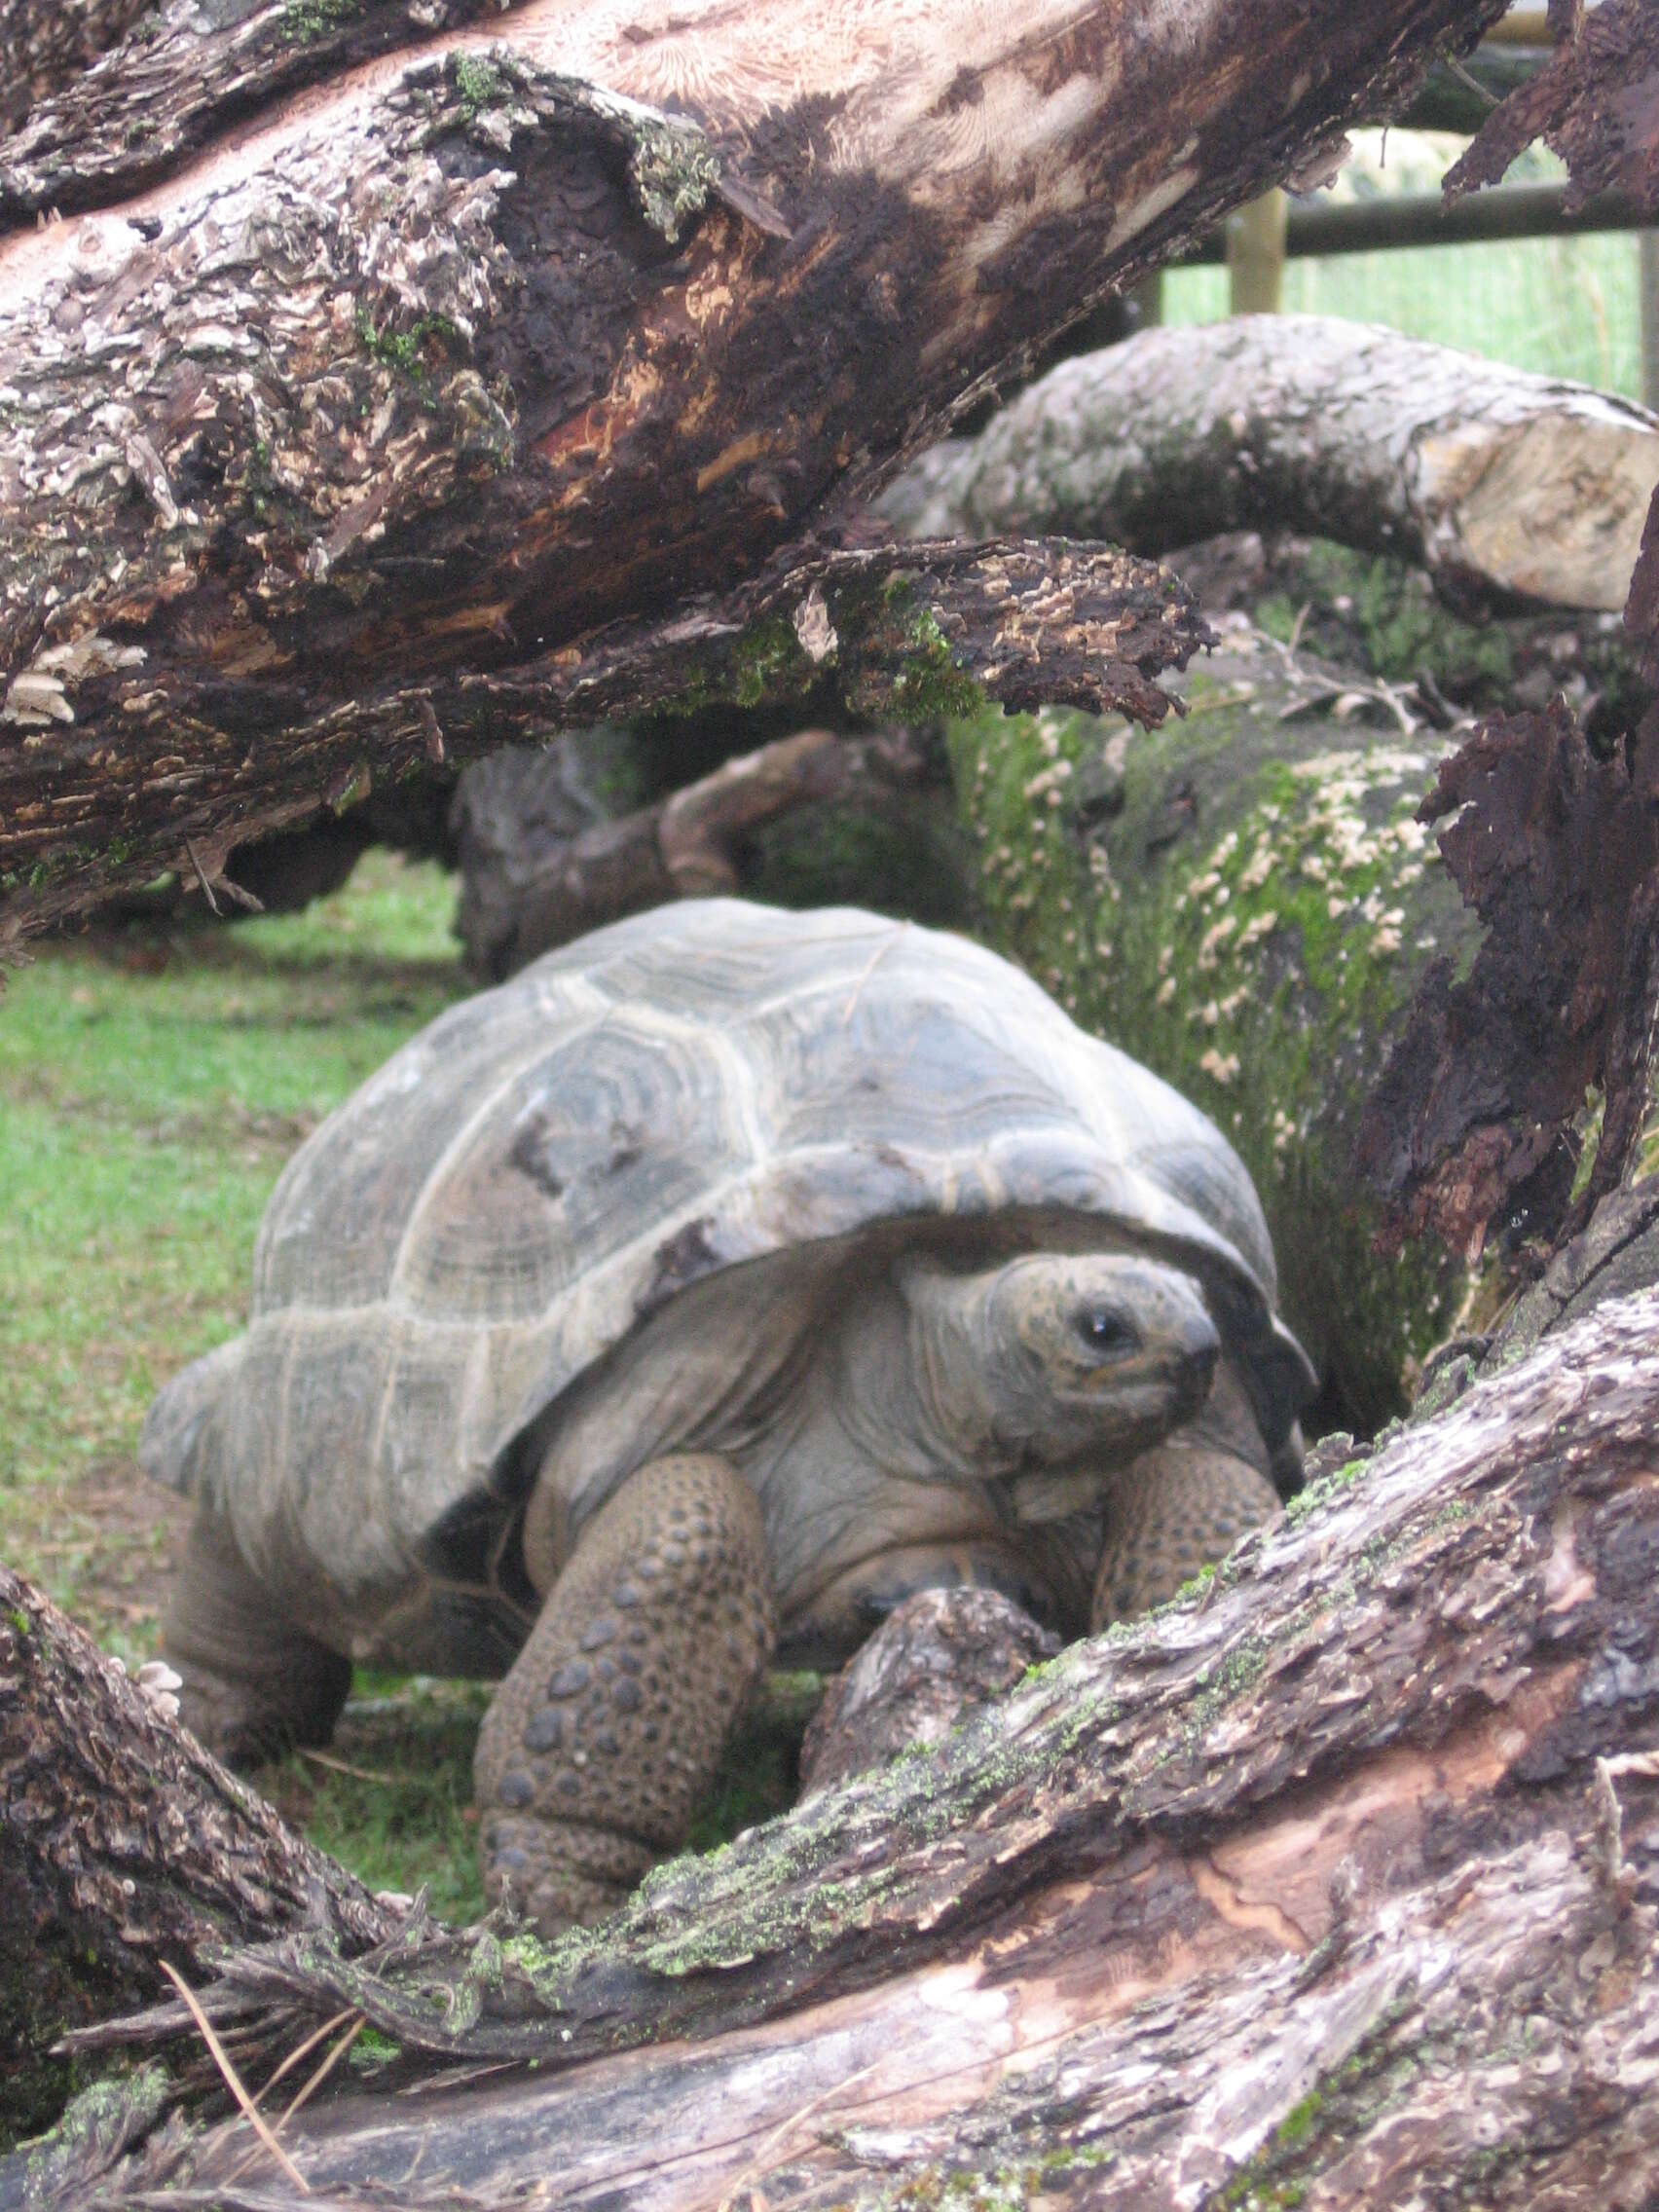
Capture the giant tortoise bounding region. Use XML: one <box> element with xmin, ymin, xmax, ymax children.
<box><xmin>144</xmin><ymin>900</ymin><xmax>1315</xmax><ymax>1929</ymax></box>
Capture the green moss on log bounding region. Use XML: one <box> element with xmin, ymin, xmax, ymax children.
<box><xmin>949</xmin><ymin>658</ymin><xmax>1479</xmax><ymax>1428</ymax></box>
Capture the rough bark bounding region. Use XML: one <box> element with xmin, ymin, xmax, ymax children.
<box><xmin>0</xmin><ymin>519</ymin><xmax>1204</xmax><ymax>948</ymax></box>
<box><xmin>1447</xmin><ymin>0</ymin><xmax>1659</xmax><ymax>213</ymax></box>
<box><xmin>0</xmin><ymin>0</ymin><xmax>1504</xmax><ymax>943</ymax></box>
<box><xmin>1356</xmin><ymin>697</ymin><xmax>1659</xmax><ymax>1260</ymax></box>
<box><xmin>452</xmin><ymin>722</ymin><xmax>949</xmax><ymax>979</ymax></box>
<box><xmin>0</xmin><ymin>0</ymin><xmax>516</xmax><ymax>221</ymax></box>
<box><xmin>797</xmin><ymin>1587</ymin><xmax>1060</xmax><ymax>1798</ymax></box>
<box><xmin>0</xmin><ymin>1567</ymin><xmax>404</xmax><ymax>2139</ymax></box>
<box><xmin>879</xmin><ymin>316</ymin><xmax>1659</xmax><ymax>611</ymax></box>
<box><xmin>10</xmin><ymin>1279</ymin><xmax>1659</xmax><ymax>2209</ymax></box>
<box><xmin>0</xmin><ymin>0</ymin><xmax>157</xmax><ymax>135</ymax></box>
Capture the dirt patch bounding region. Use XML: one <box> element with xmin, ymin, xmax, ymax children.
<box><xmin>34</xmin><ymin>1457</ymin><xmax>195</xmax><ymax>1650</ymax></box>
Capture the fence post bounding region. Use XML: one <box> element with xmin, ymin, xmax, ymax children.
<box><xmin>1129</xmin><ymin>270</ymin><xmax>1164</xmax><ymax>330</ymax></box>
<box><xmin>1642</xmin><ymin>233</ymin><xmax>1659</xmax><ymax>412</ymax></box>
<box><xmin>1228</xmin><ymin>190</ymin><xmax>1288</xmax><ymax>313</ymax></box>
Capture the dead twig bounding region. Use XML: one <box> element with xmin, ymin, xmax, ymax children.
<box><xmin>160</xmin><ymin>1961</ymin><xmax>312</xmax><ymax>2196</ymax></box>
<box><xmin>298</xmin><ymin>1747</ymin><xmax>402</xmax><ymax>1787</ymax></box>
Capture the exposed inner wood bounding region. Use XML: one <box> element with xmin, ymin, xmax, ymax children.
<box><xmin>0</xmin><ymin>0</ymin><xmax>1505</xmax><ymax>942</ymax></box>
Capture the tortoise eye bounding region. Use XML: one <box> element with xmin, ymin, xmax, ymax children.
<box><xmin>1078</xmin><ymin>1308</ymin><xmax>1135</xmax><ymax>1354</ymax></box>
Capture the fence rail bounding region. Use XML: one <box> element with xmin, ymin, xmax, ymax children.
<box><xmin>1161</xmin><ymin>6</ymin><xmax>1657</xmax><ymax>407</ymax></box>
<box><xmin>1180</xmin><ymin>183</ymin><xmax>1644</xmax><ymax>265</ymax></box>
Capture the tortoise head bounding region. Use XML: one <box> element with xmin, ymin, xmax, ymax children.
<box><xmin>901</xmin><ymin>1251</ymin><xmax>1220</xmax><ymax>1477</ymax></box>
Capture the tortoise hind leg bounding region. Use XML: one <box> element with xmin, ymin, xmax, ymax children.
<box><xmin>165</xmin><ymin>1507</ymin><xmax>352</xmax><ymax>1766</ymax></box>
<box><xmin>475</xmin><ymin>1453</ymin><xmax>775</xmax><ymax>1932</ymax></box>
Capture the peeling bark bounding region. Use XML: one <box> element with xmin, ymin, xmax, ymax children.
<box><xmin>797</xmin><ymin>1587</ymin><xmax>1060</xmax><ymax>1797</ymax></box>
<box><xmin>0</xmin><ymin>529</ymin><xmax>1206</xmax><ymax>946</ymax></box>
<box><xmin>0</xmin><ymin>0</ymin><xmax>515</xmax><ymax>223</ymax></box>
<box><xmin>1447</xmin><ymin>0</ymin><xmax>1659</xmax><ymax>212</ymax></box>
<box><xmin>0</xmin><ymin>1566</ymin><xmax>403</xmax><ymax>2135</ymax></box>
<box><xmin>0</xmin><ymin>0</ymin><xmax>1504</xmax><ymax>942</ymax></box>
<box><xmin>1356</xmin><ymin>698</ymin><xmax>1659</xmax><ymax>1259</ymax></box>
<box><xmin>9</xmin><ymin>1282</ymin><xmax>1659</xmax><ymax>2209</ymax></box>
<box><xmin>880</xmin><ymin>315</ymin><xmax>1659</xmax><ymax>613</ymax></box>
<box><xmin>0</xmin><ymin>0</ymin><xmax>157</xmax><ymax>135</ymax></box>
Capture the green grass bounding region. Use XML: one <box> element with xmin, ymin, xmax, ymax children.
<box><xmin>1164</xmin><ymin>134</ymin><xmax>1647</xmax><ymax>401</ymax></box>
<box><xmin>0</xmin><ymin>852</ymin><xmax>466</xmax><ymax>1631</ymax></box>
<box><xmin>258</xmin><ymin>1678</ymin><xmax>495</xmax><ymax>1927</ymax></box>
<box><xmin>0</xmin><ymin>853</ymin><xmax>495</xmax><ymax>1906</ymax></box>
<box><xmin>0</xmin><ymin>852</ymin><xmax>802</xmax><ymax>1924</ymax></box>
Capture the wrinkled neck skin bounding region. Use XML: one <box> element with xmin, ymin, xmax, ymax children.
<box><xmin>830</xmin><ymin>1270</ymin><xmax>1013</xmax><ymax>1489</ymax></box>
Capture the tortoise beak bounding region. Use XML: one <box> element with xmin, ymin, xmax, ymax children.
<box><xmin>1183</xmin><ymin>1315</ymin><xmax>1220</xmax><ymax>1381</ymax></box>
<box><xmin>1176</xmin><ymin>1317</ymin><xmax>1220</xmax><ymax>1412</ymax></box>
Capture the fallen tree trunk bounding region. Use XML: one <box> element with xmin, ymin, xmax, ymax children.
<box><xmin>0</xmin><ymin>0</ymin><xmax>1504</xmax><ymax>942</ymax></box>
<box><xmin>879</xmin><ymin>315</ymin><xmax>1659</xmax><ymax>610</ymax></box>
<box><xmin>452</xmin><ymin>722</ymin><xmax>954</xmax><ymax>980</ymax></box>
<box><xmin>0</xmin><ymin>0</ymin><xmax>516</xmax><ymax>218</ymax></box>
<box><xmin>0</xmin><ymin>0</ymin><xmax>155</xmax><ymax>134</ymax></box>
<box><xmin>0</xmin><ymin>1569</ymin><xmax>403</xmax><ymax>2140</ymax></box>
<box><xmin>7</xmin><ymin>1275</ymin><xmax>1659</xmax><ymax>2207</ymax></box>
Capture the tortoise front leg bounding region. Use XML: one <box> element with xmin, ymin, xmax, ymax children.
<box><xmin>475</xmin><ymin>1453</ymin><xmax>775</xmax><ymax>1931</ymax></box>
<box><xmin>1090</xmin><ymin>1441</ymin><xmax>1279</xmax><ymax>1628</ymax></box>
<box><xmin>1090</xmin><ymin>1359</ymin><xmax>1285</xmax><ymax>1627</ymax></box>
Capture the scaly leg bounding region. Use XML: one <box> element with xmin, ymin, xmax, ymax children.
<box><xmin>1091</xmin><ymin>1444</ymin><xmax>1279</xmax><ymax>1627</ymax></box>
<box><xmin>474</xmin><ymin>1453</ymin><xmax>775</xmax><ymax>1932</ymax></box>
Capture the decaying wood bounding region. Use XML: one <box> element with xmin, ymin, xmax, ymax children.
<box><xmin>797</xmin><ymin>1587</ymin><xmax>1060</xmax><ymax>1797</ymax></box>
<box><xmin>454</xmin><ymin>722</ymin><xmax>940</xmax><ymax>979</ymax></box>
<box><xmin>0</xmin><ymin>0</ymin><xmax>1504</xmax><ymax>941</ymax></box>
<box><xmin>1447</xmin><ymin>0</ymin><xmax>1659</xmax><ymax>213</ymax></box>
<box><xmin>0</xmin><ymin>1565</ymin><xmax>403</xmax><ymax>2127</ymax></box>
<box><xmin>11</xmin><ymin>1280</ymin><xmax>1659</xmax><ymax>2210</ymax></box>
<box><xmin>879</xmin><ymin>315</ymin><xmax>1659</xmax><ymax>610</ymax></box>
<box><xmin>1356</xmin><ymin>695</ymin><xmax>1659</xmax><ymax>1261</ymax></box>
<box><xmin>0</xmin><ymin>0</ymin><xmax>155</xmax><ymax>134</ymax></box>
<box><xmin>0</xmin><ymin>0</ymin><xmax>517</xmax><ymax>223</ymax></box>
<box><xmin>0</xmin><ymin>524</ymin><xmax>1206</xmax><ymax>948</ymax></box>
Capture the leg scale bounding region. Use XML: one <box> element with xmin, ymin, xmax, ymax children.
<box><xmin>1091</xmin><ymin>1447</ymin><xmax>1279</xmax><ymax>1628</ymax></box>
<box><xmin>475</xmin><ymin>1453</ymin><xmax>774</xmax><ymax>1932</ymax></box>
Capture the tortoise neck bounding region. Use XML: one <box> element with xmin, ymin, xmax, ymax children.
<box><xmin>839</xmin><ymin>1258</ymin><xmax>1012</xmax><ymax>1480</ymax></box>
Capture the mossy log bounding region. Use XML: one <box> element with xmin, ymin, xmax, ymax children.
<box><xmin>879</xmin><ymin>315</ymin><xmax>1659</xmax><ymax>611</ymax></box>
<box><xmin>949</xmin><ymin>629</ymin><xmax>1485</xmax><ymax>1433</ymax></box>
<box><xmin>9</xmin><ymin>1277</ymin><xmax>1659</xmax><ymax>2209</ymax></box>
<box><xmin>0</xmin><ymin>1566</ymin><xmax>403</xmax><ymax>2143</ymax></box>
<box><xmin>0</xmin><ymin>0</ymin><xmax>1504</xmax><ymax>943</ymax></box>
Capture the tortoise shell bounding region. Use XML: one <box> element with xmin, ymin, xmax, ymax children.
<box><xmin>142</xmin><ymin>902</ymin><xmax>1311</xmax><ymax>1667</ymax></box>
